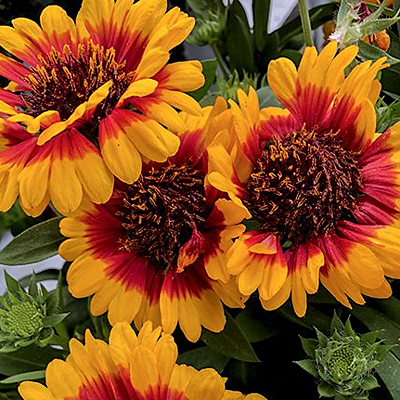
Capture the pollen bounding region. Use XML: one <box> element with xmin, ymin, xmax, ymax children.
<box><xmin>246</xmin><ymin>128</ymin><xmax>362</xmax><ymax>247</ymax></box>
<box><xmin>22</xmin><ymin>40</ymin><xmax>133</xmax><ymax>134</ymax></box>
<box><xmin>117</xmin><ymin>163</ymin><xmax>208</xmax><ymax>271</ymax></box>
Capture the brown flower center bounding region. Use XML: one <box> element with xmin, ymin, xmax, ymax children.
<box><xmin>117</xmin><ymin>163</ymin><xmax>208</xmax><ymax>271</ymax></box>
<box><xmin>246</xmin><ymin>128</ymin><xmax>362</xmax><ymax>248</ymax></box>
<box><xmin>22</xmin><ymin>41</ymin><xmax>133</xmax><ymax>141</ymax></box>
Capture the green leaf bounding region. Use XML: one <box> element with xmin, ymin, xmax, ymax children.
<box><xmin>45</xmin><ymin>272</ymin><xmax>64</xmax><ymax>315</ymax></box>
<box><xmin>361</xmin><ymin>331</ymin><xmax>381</xmax><ymax>345</ymax></box>
<box><xmin>376</xmin><ymin>351</ymin><xmax>400</xmax><ymax>399</ymax></box>
<box><xmin>0</xmin><ymin>217</ymin><xmax>63</xmax><ymax>265</ymax></box>
<box><xmin>278</xmin><ymin>303</ymin><xmax>331</xmax><ymax>332</ymax></box>
<box><xmin>308</xmin><ymin>287</ymin><xmax>340</xmax><ymax>304</ymax></box>
<box><xmin>226</xmin><ymin>1</ymin><xmax>255</xmax><ymax>73</ymax></box>
<box><xmin>27</xmin><ymin>273</ymin><xmax>38</xmax><ymax>298</ymax></box>
<box><xmin>373</xmin><ymin>296</ymin><xmax>400</xmax><ymax>326</ymax></box>
<box><xmin>18</xmin><ymin>269</ymin><xmax>60</xmax><ymax>290</ymax></box>
<box><xmin>352</xmin><ymin>305</ymin><xmax>400</xmax><ymax>353</ymax></box>
<box><xmin>253</xmin><ymin>0</ymin><xmax>271</xmax><ymax>52</ymax></box>
<box><xmin>0</xmin><ymin>345</ymin><xmax>63</xmax><ymax>376</ymax></box>
<box><xmin>315</xmin><ymin>327</ymin><xmax>329</xmax><ymax>347</ymax></box>
<box><xmin>361</xmin><ymin>17</ymin><xmax>400</xmax><ymax>37</ymax></box>
<box><xmin>0</xmin><ymin>343</ymin><xmax>21</xmax><ymax>353</ymax></box>
<box><xmin>344</xmin><ymin>317</ymin><xmax>355</xmax><ymax>336</ymax></box>
<box><xmin>330</xmin><ymin>311</ymin><xmax>345</xmax><ymax>334</ymax></box>
<box><xmin>336</xmin><ymin>0</ymin><xmax>352</xmax><ymax>24</ymax></box>
<box><xmin>300</xmin><ymin>336</ymin><xmax>318</xmax><ymax>358</ymax></box>
<box><xmin>294</xmin><ymin>359</ymin><xmax>318</xmax><ymax>378</ymax></box>
<box><xmin>38</xmin><ymin>327</ymin><xmax>54</xmax><ymax>347</ymax></box>
<box><xmin>358</xmin><ymin>41</ymin><xmax>400</xmax><ymax>65</ymax></box>
<box><xmin>361</xmin><ymin>375</ymin><xmax>379</xmax><ymax>391</ymax></box>
<box><xmin>186</xmin><ymin>0</ymin><xmax>222</xmax><ymax>14</ymax></box>
<box><xmin>63</xmin><ymin>297</ymin><xmax>90</xmax><ymax>333</ymax></box>
<box><xmin>235</xmin><ymin>306</ymin><xmax>281</xmax><ymax>342</ymax></box>
<box><xmin>317</xmin><ymin>382</ymin><xmax>336</xmax><ymax>397</ymax></box>
<box><xmin>189</xmin><ymin>59</ymin><xmax>218</xmax><ymax>101</ymax></box>
<box><xmin>4</xmin><ymin>271</ymin><xmax>23</xmax><ymax>295</ymax></box>
<box><xmin>178</xmin><ymin>346</ymin><xmax>230</xmax><ymax>373</ymax></box>
<box><xmin>257</xmin><ymin>86</ymin><xmax>282</xmax><ymax>108</ymax></box>
<box><xmin>278</xmin><ymin>49</ymin><xmax>302</xmax><ymax>66</ymax></box>
<box><xmin>201</xmin><ymin>312</ymin><xmax>260</xmax><ymax>362</ymax></box>
<box><xmin>0</xmin><ymin>370</ymin><xmax>45</xmax><ymax>384</ymax></box>
<box><xmin>42</xmin><ymin>313</ymin><xmax>69</xmax><ymax>328</ymax></box>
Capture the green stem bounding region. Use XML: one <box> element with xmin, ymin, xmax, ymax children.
<box><xmin>210</xmin><ymin>43</ymin><xmax>230</xmax><ymax>79</ymax></box>
<box><xmin>298</xmin><ymin>0</ymin><xmax>314</xmax><ymax>46</ymax></box>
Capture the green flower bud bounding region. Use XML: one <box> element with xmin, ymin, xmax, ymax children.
<box><xmin>330</xmin><ymin>0</ymin><xmax>400</xmax><ymax>49</ymax></box>
<box><xmin>296</xmin><ymin>312</ymin><xmax>394</xmax><ymax>399</ymax></box>
<box><xmin>215</xmin><ymin>71</ymin><xmax>258</xmax><ymax>102</ymax></box>
<box><xmin>1</xmin><ymin>301</ymin><xmax>44</xmax><ymax>338</ymax></box>
<box><xmin>188</xmin><ymin>9</ymin><xmax>226</xmax><ymax>46</ymax></box>
<box><xmin>0</xmin><ymin>271</ymin><xmax>68</xmax><ymax>352</ymax></box>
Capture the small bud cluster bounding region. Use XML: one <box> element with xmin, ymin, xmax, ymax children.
<box><xmin>296</xmin><ymin>312</ymin><xmax>394</xmax><ymax>399</ymax></box>
<box><xmin>215</xmin><ymin>71</ymin><xmax>258</xmax><ymax>101</ymax></box>
<box><xmin>188</xmin><ymin>8</ymin><xmax>226</xmax><ymax>46</ymax></box>
<box><xmin>0</xmin><ymin>272</ymin><xmax>68</xmax><ymax>352</ymax></box>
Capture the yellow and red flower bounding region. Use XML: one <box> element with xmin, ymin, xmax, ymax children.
<box><xmin>207</xmin><ymin>42</ymin><xmax>400</xmax><ymax>317</ymax></box>
<box><xmin>18</xmin><ymin>321</ymin><xmax>267</xmax><ymax>400</ymax></box>
<box><xmin>0</xmin><ymin>0</ymin><xmax>204</xmax><ymax>216</ymax></box>
<box><xmin>59</xmin><ymin>99</ymin><xmax>247</xmax><ymax>342</ymax></box>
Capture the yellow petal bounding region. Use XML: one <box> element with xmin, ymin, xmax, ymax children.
<box><xmin>90</xmin><ymin>279</ymin><xmax>121</xmax><ymax>316</ymax></box>
<box><xmin>45</xmin><ymin>360</ymin><xmax>82</xmax><ymax>399</ymax></box>
<box><xmin>126</xmin><ymin>118</ymin><xmax>180</xmax><ymax>163</ymax></box>
<box><xmin>238</xmin><ymin>260</ymin><xmax>264</xmax><ymax>296</ymax></box>
<box><xmin>129</xmin><ymin>346</ymin><xmax>159</xmax><ymax>394</ymax></box>
<box><xmin>161</xmin><ymin>60</ymin><xmax>204</xmax><ymax>92</ymax></box>
<box><xmin>136</xmin><ymin>47</ymin><xmax>169</xmax><ymax>79</ymax></box>
<box><xmin>18</xmin><ymin>382</ymin><xmax>55</xmax><ymax>400</ymax></box>
<box><xmin>40</xmin><ymin>5</ymin><xmax>76</xmax><ymax>41</ymax></box>
<box><xmin>18</xmin><ymin>156</ymin><xmax>50</xmax><ymax>211</ymax></box>
<box><xmin>178</xmin><ymin>297</ymin><xmax>201</xmax><ymax>342</ymax></box>
<box><xmin>100</xmin><ymin>115</ymin><xmax>143</xmax><ymax>184</ymax></box>
<box><xmin>118</xmin><ymin>78</ymin><xmax>158</xmax><ymax>105</ymax></box>
<box><xmin>109</xmin><ymin>321</ymin><xmax>139</xmax><ymax>367</ymax></box>
<box><xmin>160</xmin><ymin>90</ymin><xmax>201</xmax><ymax>115</ymax></box>
<box><xmin>185</xmin><ymin>369</ymin><xmax>225</xmax><ymax>400</ymax></box>
<box><xmin>160</xmin><ymin>293</ymin><xmax>179</xmax><ymax>334</ymax></box>
<box><xmin>67</xmin><ymin>255</ymin><xmax>106</xmax><ymax>298</ymax></box>
<box><xmin>108</xmin><ymin>288</ymin><xmax>143</xmax><ymax>325</ymax></box>
<box><xmin>49</xmin><ymin>158</ymin><xmax>82</xmax><ymax>215</ymax></box>
<box><xmin>267</xmin><ymin>57</ymin><xmax>298</xmax><ymax>104</ymax></box>
<box><xmin>58</xmin><ymin>237</ymin><xmax>87</xmax><ymax>261</ymax></box>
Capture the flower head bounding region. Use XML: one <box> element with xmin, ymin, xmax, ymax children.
<box><xmin>59</xmin><ymin>99</ymin><xmax>247</xmax><ymax>342</ymax></box>
<box><xmin>208</xmin><ymin>42</ymin><xmax>400</xmax><ymax>317</ymax></box>
<box><xmin>0</xmin><ymin>0</ymin><xmax>204</xmax><ymax>216</ymax></box>
<box><xmin>296</xmin><ymin>313</ymin><xmax>393</xmax><ymax>398</ymax></box>
<box><xmin>18</xmin><ymin>321</ymin><xmax>267</xmax><ymax>400</ymax></box>
<box><xmin>0</xmin><ymin>272</ymin><xmax>67</xmax><ymax>352</ymax></box>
